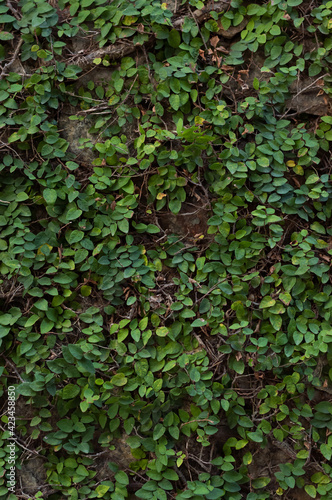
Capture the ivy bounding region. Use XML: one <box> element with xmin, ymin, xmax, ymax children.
<box><xmin>1</xmin><ymin>0</ymin><xmax>332</xmax><ymax>499</ymax></box>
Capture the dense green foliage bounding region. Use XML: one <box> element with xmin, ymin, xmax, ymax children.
<box><xmin>1</xmin><ymin>0</ymin><xmax>332</xmax><ymax>498</ymax></box>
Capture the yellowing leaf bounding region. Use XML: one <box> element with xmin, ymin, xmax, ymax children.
<box><xmin>111</xmin><ymin>373</ymin><xmax>128</xmax><ymax>386</ymax></box>
<box><xmin>195</xmin><ymin>116</ymin><xmax>205</xmax><ymax>125</ymax></box>
<box><xmin>161</xmin><ymin>2</ymin><xmax>167</xmax><ymax>9</ymax></box>
<box><xmin>279</xmin><ymin>292</ymin><xmax>292</xmax><ymax>305</ymax></box>
<box><xmin>157</xmin><ymin>192</ymin><xmax>167</xmax><ymax>200</ymax></box>
<box><xmin>123</xmin><ymin>16</ymin><xmax>138</xmax><ymax>25</ymax></box>
<box><xmin>81</xmin><ymin>285</ymin><xmax>92</xmax><ymax>297</ymax></box>
<box><xmin>156</xmin><ymin>327</ymin><xmax>169</xmax><ymax>337</ymax></box>
<box><xmin>259</xmin><ymin>296</ymin><xmax>276</xmax><ymax>308</ymax></box>
<box><xmin>93</xmin><ymin>57</ymin><xmax>102</xmax><ymax>65</ymax></box>
<box><xmin>286</xmin><ymin>160</ymin><xmax>296</xmax><ymax>167</ymax></box>
<box><xmin>96</xmin><ymin>485</ymin><xmax>110</xmax><ymax>497</ymax></box>
<box><xmin>243</xmin><ymin>452</ymin><xmax>252</xmax><ymax>465</ymax></box>
<box><xmin>293</xmin><ymin>165</ymin><xmax>304</xmax><ymax>175</ymax></box>
<box><xmin>304</xmin><ymin>485</ymin><xmax>317</xmax><ymax>499</ymax></box>
<box><xmin>37</xmin><ymin>244</ymin><xmax>53</xmax><ymax>255</ymax></box>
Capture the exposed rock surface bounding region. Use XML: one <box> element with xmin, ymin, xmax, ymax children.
<box><xmin>17</xmin><ymin>457</ymin><xmax>47</xmax><ymax>494</ymax></box>
<box><xmin>218</xmin><ymin>18</ymin><xmax>248</xmax><ymax>38</ymax></box>
<box><xmin>58</xmin><ymin>106</ymin><xmax>97</xmax><ymax>163</ymax></box>
<box><xmin>96</xmin><ymin>436</ymin><xmax>136</xmax><ymax>480</ymax></box>
<box><xmin>158</xmin><ymin>200</ymin><xmax>210</xmax><ymax>239</ymax></box>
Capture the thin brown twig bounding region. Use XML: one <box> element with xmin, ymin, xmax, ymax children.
<box><xmin>6</xmin><ymin>0</ymin><xmax>21</xmax><ymax>20</ymax></box>
<box><xmin>4</xmin><ymin>358</ymin><xmax>25</xmax><ymax>383</ymax></box>
<box><xmin>173</xmin><ymin>1</ymin><xmax>230</xmax><ymax>29</ymax></box>
<box><xmin>292</xmin><ymin>73</ymin><xmax>328</xmax><ymax>97</ymax></box>
<box><xmin>0</xmin><ymin>38</ymin><xmax>23</xmax><ymax>79</ymax></box>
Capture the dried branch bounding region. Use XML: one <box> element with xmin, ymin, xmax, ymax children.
<box><xmin>291</xmin><ymin>74</ymin><xmax>328</xmax><ymax>99</ymax></box>
<box><xmin>173</xmin><ymin>1</ymin><xmax>230</xmax><ymax>29</ymax></box>
<box><xmin>72</xmin><ymin>40</ymin><xmax>143</xmax><ymax>70</ymax></box>
<box><xmin>0</xmin><ymin>38</ymin><xmax>23</xmax><ymax>79</ymax></box>
<box><xmin>6</xmin><ymin>0</ymin><xmax>21</xmax><ymax>20</ymax></box>
<box><xmin>4</xmin><ymin>358</ymin><xmax>25</xmax><ymax>383</ymax></box>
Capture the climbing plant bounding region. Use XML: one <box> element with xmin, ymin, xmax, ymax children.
<box><xmin>0</xmin><ymin>0</ymin><xmax>332</xmax><ymax>499</ymax></box>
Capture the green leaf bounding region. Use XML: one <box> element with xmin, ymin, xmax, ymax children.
<box><xmin>34</xmin><ymin>299</ymin><xmax>48</xmax><ymax>311</ymax></box>
<box><xmin>57</xmin><ymin>419</ymin><xmax>74</xmax><ymax>432</ymax></box>
<box><xmin>259</xmin><ymin>296</ymin><xmax>276</xmax><ymax>308</ymax></box>
<box><xmin>40</xmin><ymin>318</ymin><xmax>54</xmax><ymax>334</ymax></box>
<box><xmin>308</xmin><ymin>63</ymin><xmax>322</xmax><ymax>77</ymax></box>
<box><xmin>68</xmin><ymin>344</ymin><xmax>83</xmax><ymax>359</ymax></box>
<box><xmin>0</xmin><ymin>239</ymin><xmax>7</xmax><ymax>250</ymax></box>
<box><xmin>153</xmin><ymin>423</ymin><xmax>166</xmax><ymax>440</ymax></box>
<box><xmin>169</xmin><ymin>198</ymin><xmax>181</xmax><ymax>213</ymax></box>
<box><xmin>191</xmin><ymin>318</ymin><xmax>207</xmax><ymax>327</ymax></box>
<box><xmin>117</xmin><ymin>219</ymin><xmax>129</xmax><ymax>233</ymax></box>
<box><xmin>232</xmin><ymin>359</ymin><xmax>245</xmax><ymax>374</ymax></box>
<box><xmin>66</xmin><ymin>161</ymin><xmax>79</xmax><ymax>170</ymax></box>
<box><xmin>147</xmin><ymin>224</ymin><xmax>160</xmax><ymax>234</ymax></box>
<box><xmin>17</xmin><ymin>192</ymin><xmax>29</xmax><ymax>201</ymax></box>
<box><xmin>252</xmin><ymin>477</ymin><xmax>271</xmax><ymax>489</ymax></box>
<box><xmin>247</xmin><ymin>431</ymin><xmax>263</xmax><ymax>443</ymax></box>
<box><xmin>43</xmin><ymin>188</ymin><xmax>57</xmax><ymax>204</ymax></box>
<box><xmin>311</xmin><ymin>472</ymin><xmax>330</xmax><ymax>484</ymax></box>
<box><xmin>67</xmin><ymin>230</ymin><xmax>84</xmax><ymax>244</ymax></box>
<box><xmin>17</xmin><ymin>383</ymin><xmax>35</xmax><ymax>396</ymax></box>
<box><xmin>189</xmin><ymin>368</ymin><xmax>200</xmax><ymax>382</ymax></box>
<box><xmin>0</xmin><ymin>32</ymin><xmax>14</xmax><ymax>41</ymax></box>
<box><xmin>25</xmin><ymin>315</ymin><xmax>39</xmax><ymax>327</ymax></box>
<box><xmin>269</xmin><ymin>314</ymin><xmax>282</xmax><ymax>330</ymax></box>
<box><xmin>169</xmin><ymin>94</ymin><xmax>180</xmax><ymax>111</ymax></box>
<box><xmin>127</xmin><ymin>436</ymin><xmax>141</xmax><ymax>448</ymax></box>
<box><xmin>304</xmin><ymin>485</ymin><xmax>316</xmax><ymax>499</ymax></box>
<box><xmin>270</xmin><ymin>25</ymin><xmax>281</xmax><ymax>36</ymax></box>
<box><xmin>115</xmin><ymin>471</ymin><xmax>129</xmax><ymax>485</ymax></box>
<box><xmin>247</xmin><ymin>4</ymin><xmax>261</xmax><ymax>15</ymax></box>
<box><xmin>163</xmin><ymin>469</ymin><xmax>179</xmax><ymax>481</ymax></box>
<box><xmin>310</xmin><ymin>221</ymin><xmax>325</xmax><ymax>234</ymax></box>
<box><xmin>41</xmin><ymin>144</ymin><xmax>53</xmax><ymax>156</ymax></box>
<box><xmin>62</xmin><ymin>384</ymin><xmax>80</xmax><ymax>400</ymax></box>
<box><xmin>168</xmin><ymin>29</ymin><xmax>181</xmax><ymax>48</ymax></box>
<box><xmin>320</xmin><ymin>443</ymin><xmax>332</xmax><ymax>460</ymax></box>
<box><xmin>66</xmin><ymin>208</ymin><xmax>82</xmax><ymax>220</ymax></box>
<box><xmin>111</xmin><ymin>373</ymin><xmax>128</xmax><ymax>386</ymax></box>
<box><xmin>314</xmin><ymin>401</ymin><xmax>332</xmax><ymax>414</ymax></box>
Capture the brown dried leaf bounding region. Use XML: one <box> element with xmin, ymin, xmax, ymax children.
<box><xmin>210</xmin><ymin>36</ymin><xmax>219</xmax><ymax>48</ymax></box>
<box><xmin>216</xmin><ymin>46</ymin><xmax>229</xmax><ymax>54</ymax></box>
